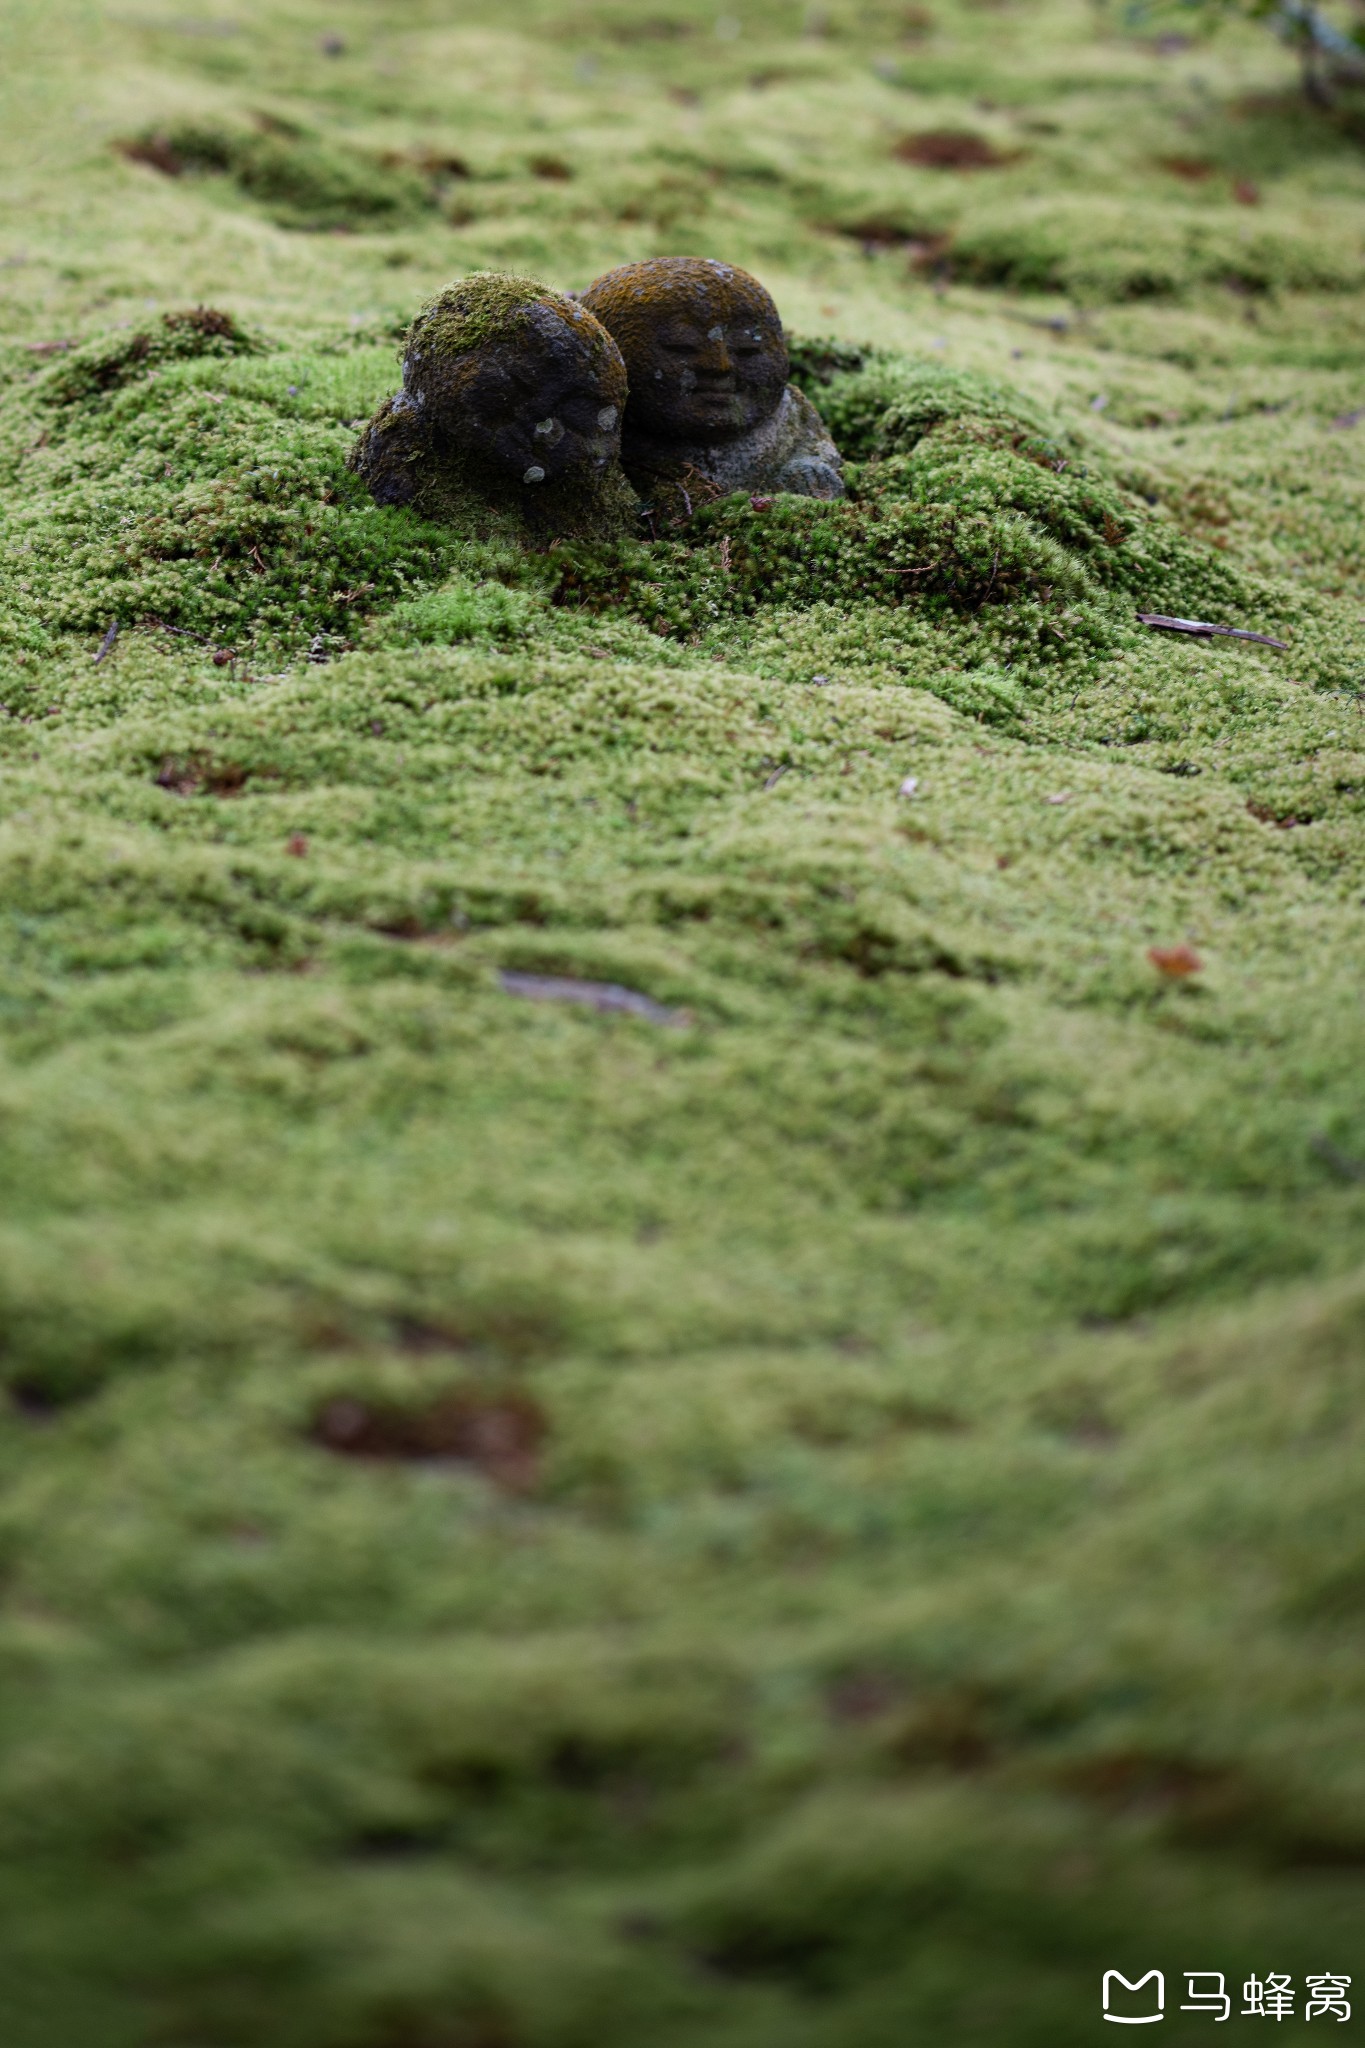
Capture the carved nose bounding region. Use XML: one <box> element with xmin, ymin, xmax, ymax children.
<box><xmin>697</xmin><ymin>325</ymin><xmax>733</xmax><ymax>375</ymax></box>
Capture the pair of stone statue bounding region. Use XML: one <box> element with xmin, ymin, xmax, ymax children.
<box><xmin>350</xmin><ymin>258</ymin><xmax>843</xmax><ymax>541</ymax></box>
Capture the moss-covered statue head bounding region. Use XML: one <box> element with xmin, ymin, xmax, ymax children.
<box><xmin>349</xmin><ymin>273</ymin><xmax>635</xmax><ymax>541</ymax></box>
<box><xmin>581</xmin><ymin>257</ymin><xmax>788</xmax><ymax>448</ymax></box>
<box><xmin>580</xmin><ymin>257</ymin><xmax>843</xmax><ymax>512</ymax></box>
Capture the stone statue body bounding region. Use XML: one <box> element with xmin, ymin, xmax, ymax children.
<box><xmin>349</xmin><ymin>273</ymin><xmax>635</xmax><ymax>542</ymax></box>
<box><xmin>580</xmin><ymin>257</ymin><xmax>844</xmax><ymax>514</ymax></box>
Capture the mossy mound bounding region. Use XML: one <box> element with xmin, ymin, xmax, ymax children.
<box><xmin>33</xmin><ymin>305</ymin><xmax>260</xmax><ymax>408</ymax></box>
<box><xmin>119</xmin><ymin>118</ymin><xmax>447</xmax><ymax>231</ymax></box>
<box><xmin>945</xmin><ymin>194</ymin><xmax>1365</xmax><ymax>302</ymax></box>
<box><xmin>549</xmin><ymin>356</ymin><xmax>1283</xmax><ymax>690</ymax></box>
<box><xmin>0</xmin><ymin>318</ymin><xmax>456</xmax><ymax>674</ymax></box>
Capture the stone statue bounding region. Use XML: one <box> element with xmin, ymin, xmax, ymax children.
<box><xmin>579</xmin><ymin>256</ymin><xmax>844</xmax><ymax>518</ymax></box>
<box><xmin>349</xmin><ymin>273</ymin><xmax>636</xmax><ymax>542</ymax></box>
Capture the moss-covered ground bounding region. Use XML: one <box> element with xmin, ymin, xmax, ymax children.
<box><xmin>2</xmin><ymin>2</ymin><xmax>1365</xmax><ymax>2042</ymax></box>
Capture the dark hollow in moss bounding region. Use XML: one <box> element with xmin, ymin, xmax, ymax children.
<box><xmin>312</xmin><ymin>1387</ymin><xmax>547</xmax><ymax>1491</ymax></box>
<box><xmin>893</xmin><ymin>130</ymin><xmax>1016</xmax><ymax>169</ymax></box>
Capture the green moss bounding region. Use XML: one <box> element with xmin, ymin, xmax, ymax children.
<box><xmin>122</xmin><ymin>119</ymin><xmax>441</xmax><ymax>230</ymax></box>
<box><xmin>4</xmin><ymin>2</ymin><xmax>1365</xmax><ymax>2042</ymax></box>
<box><xmin>0</xmin><ymin>360</ymin><xmax>457</xmax><ymax>666</ymax></box>
<box><xmin>546</xmin><ymin>356</ymin><xmax>1294</xmax><ymax>709</ymax></box>
<box><xmin>388</xmin><ymin>575</ymin><xmax>543</xmax><ymax>644</ymax></box>
<box><xmin>947</xmin><ymin>196</ymin><xmax>1365</xmax><ymax>302</ymax></box>
<box><xmin>408</xmin><ymin>272</ymin><xmax>562</xmax><ymax>359</ymax></box>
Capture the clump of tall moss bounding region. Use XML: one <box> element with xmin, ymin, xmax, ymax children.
<box><xmin>119</xmin><ymin>118</ymin><xmax>447</xmax><ymax>230</ymax></box>
<box><xmin>0</xmin><ymin>315</ymin><xmax>457</xmax><ymax>667</ymax></box>
<box><xmin>34</xmin><ymin>305</ymin><xmax>259</xmax><ymax>407</ymax></box>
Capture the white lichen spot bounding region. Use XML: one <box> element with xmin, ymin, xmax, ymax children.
<box><xmin>523</xmin><ymin>464</ymin><xmax>546</xmax><ymax>484</ymax></box>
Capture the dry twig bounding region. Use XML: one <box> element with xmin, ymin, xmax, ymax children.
<box><xmin>1137</xmin><ymin>613</ymin><xmax>1288</xmax><ymax>649</ymax></box>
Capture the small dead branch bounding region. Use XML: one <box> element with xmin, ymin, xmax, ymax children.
<box><xmin>92</xmin><ymin>620</ymin><xmax>119</xmax><ymax>666</ymax></box>
<box><xmin>1137</xmin><ymin>613</ymin><xmax>1288</xmax><ymax>649</ymax></box>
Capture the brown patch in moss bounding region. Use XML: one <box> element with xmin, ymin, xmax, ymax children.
<box><xmin>893</xmin><ymin>130</ymin><xmax>1016</xmax><ymax>169</ymax></box>
<box><xmin>311</xmin><ymin>1386</ymin><xmax>547</xmax><ymax>1490</ymax></box>
<box><xmin>155</xmin><ymin>754</ymin><xmax>250</xmax><ymax>797</ymax></box>
<box><xmin>605</xmin><ymin>13</ymin><xmax>695</xmax><ymax>40</ymax></box>
<box><xmin>826</xmin><ymin>1670</ymin><xmax>905</xmax><ymax>1725</ymax></box>
<box><xmin>163</xmin><ymin>306</ymin><xmax>241</xmax><ymax>342</ymax></box>
<box><xmin>116</xmin><ymin>132</ymin><xmax>186</xmax><ymax>177</ymax></box>
<box><xmin>1060</xmin><ymin>1750</ymin><xmax>1260</xmax><ymax>1847</ymax></box>
<box><xmin>1247</xmin><ymin>800</ymin><xmax>1311</xmax><ymax>829</ymax></box>
<box><xmin>1033</xmin><ymin>1377</ymin><xmax>1121</xmax><ymax>1446</ymax></box>
<box><xmin>383</xmin><ymin>146</ymin><xmax>470</xmax><ymax>180</ymax></box>
<box><xmin>832</xmin><ymin>220</ymin><xmax>952</xmax><ymax>270</ymax></box>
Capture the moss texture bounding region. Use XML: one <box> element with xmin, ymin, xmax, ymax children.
<box><xmin>1</xmin><ymin>2</ymin><xmax>1365</xmax><ymax>2044</ymax></box>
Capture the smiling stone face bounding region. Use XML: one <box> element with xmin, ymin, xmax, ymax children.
<box><xmin>348</xmin><ymin>273</ymin><xmax>634</xmax><ymax>540</ymax></box>
<box><xmin>580</xmin><ymin>257</ymin><xmax>843</xmax><ymax>512</ymax></box>
<box><xmin>582</xmin><ymin>257</ymin><xmax>789</xmax><ymax>449</ymax></box>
